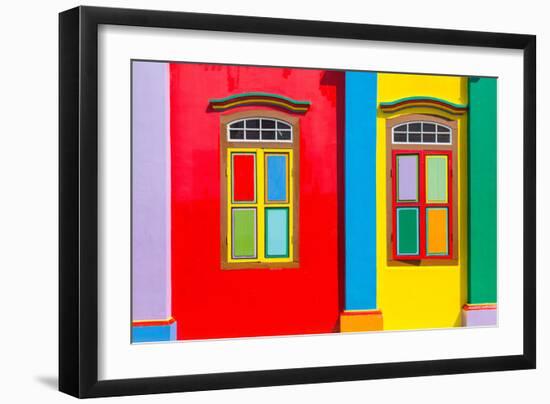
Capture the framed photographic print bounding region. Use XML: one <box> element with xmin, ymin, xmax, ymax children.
<box><xmin>59</xmin><ymin>5</ymin><xmax>536</xmax><ymax>398</ymax></box>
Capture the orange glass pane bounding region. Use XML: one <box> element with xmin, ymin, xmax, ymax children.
<box><xmin>426</xmin><ymin>208</ymin><xmax>448</xmax><ymax>255</ymax></box>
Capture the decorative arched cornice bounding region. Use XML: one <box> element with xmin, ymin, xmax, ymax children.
<box><xmin>209</xmin><ymin>92</ymin><xmax>311</xmax><ymax>113</ymax></box>
<box><xmin>380</xmin><ymin>96</ymin><xmax>468</xmax><ymax>115</ymax></box>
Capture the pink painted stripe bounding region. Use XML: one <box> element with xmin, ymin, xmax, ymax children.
<box><xmin>343</xmin><ymin>310</ymin><xmax>382</xmax><ymax>316</ymax></box>
<box><xmin>133</xmin><ymin>317</ymin><xmax>176</xmax><ymax>327</ymax></box>
<box><xmin>463</xmin><ymin>303</ymin><xmax>497</xmax><ymax>311</ymax></box>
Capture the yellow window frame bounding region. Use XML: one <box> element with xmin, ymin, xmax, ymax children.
<box><xmin>226</xmin><ymin>147</ymin><xmax>294</xmax><ymax>264</ymax></box>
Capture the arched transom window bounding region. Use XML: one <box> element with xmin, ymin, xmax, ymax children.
<box><xmin>227</xmin><ymin>118</ymin><xmax>293</xmax><ymax>142</ymax></box>
<box><xmin>392</xmin><ymin>121</ymin><xmax>452</xmax><ymax>145</ymax></box>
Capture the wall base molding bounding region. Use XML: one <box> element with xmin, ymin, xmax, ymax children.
<box><xmin>462</xmin><ymin>304</ymin><xmax>497</xmax><ymax>327</ymax></box>
<box><xmin>340</xmin><ymin>310</ymin><xmax>383</xmax><ymax>332</ymax></box>
<box><xmin>132</xmin><ymin>320</ymin><xmax>177</xmax><ymax>343</ymax></box>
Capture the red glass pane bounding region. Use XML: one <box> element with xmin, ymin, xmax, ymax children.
<box><xmin>232</xmin><ymin>154</ymin><xmax>256</xmax><ymax>202</ymax></box>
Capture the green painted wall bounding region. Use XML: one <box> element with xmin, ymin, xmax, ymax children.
<box><xmin>468</xmin><ymin>77</ymin><xmax>497</xmax><ymax>304</ymax></box>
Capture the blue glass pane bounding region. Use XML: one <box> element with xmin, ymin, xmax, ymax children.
<box><xmin>266</xmin><ymin>155</ymin><xmax>287</xmax><ymax>202</ymax></box>
<box><xmin>265</xmin><ymin>208</ymin><xmax>289</xmax><ymax>257</ymax></box>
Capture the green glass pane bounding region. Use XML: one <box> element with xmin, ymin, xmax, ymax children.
<box><xmin>426</xmin><ymin>156</ymin><xmax>447</xmax><ymax>202</ymax></box>
<box><xmin>232</xmin><ymin>208</ymin><xmax>256</xmax><ymax>258</ymax></box>
<box><xmin>397</xmin><ymin>208</ymin><xmax>419</xmax><ymax>255</ymax></box>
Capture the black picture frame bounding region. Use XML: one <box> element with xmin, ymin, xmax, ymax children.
<box><xmin>59</xmin><ymin>5</ymin><xmax>536</xmax><ymax>398</ymax></box>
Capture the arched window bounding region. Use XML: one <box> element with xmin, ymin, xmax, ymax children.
<box><xmin>227</xmin><ymin>118</ymin><xmax>293</xmax><ymax>142</ymax></box>
<box><xmin>386</xmin><ymin>115</ymin><xmax>457</xmax><ymax>263</ymax></box>
<box><xmin>392</xmin><ymin>121</ymin><xmax>452</xmax><ymax>144</ymax></box>
<box><xmin>221</xmin><ymin>113</ymin><xmax>299</xmax><ymax>269</ymax></box>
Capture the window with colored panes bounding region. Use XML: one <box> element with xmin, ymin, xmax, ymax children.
<box><xmin>389</xmin><ymin>119</ymin><xmax>455</xmax><ymax>261</ymax></box>
<box><xmin>224</xmin><ymin>117</ymin><xmax>296</xmax><ymax>267</ymax></box>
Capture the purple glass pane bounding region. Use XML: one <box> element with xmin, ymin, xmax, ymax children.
<box><xmin>397</xmin><ymin>155</ymin><xmax>418</xmax><ymax>202</ymax></box>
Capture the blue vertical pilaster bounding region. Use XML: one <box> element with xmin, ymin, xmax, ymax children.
<box><xmin>345</xmin><ymin>71</ymin><xmax>378</xmax><ymax>310</ymax></box>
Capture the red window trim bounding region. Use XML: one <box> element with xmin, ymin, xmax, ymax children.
<box><xmin>392</xmin><ymin>149</ymin><xmax>453</xmax><ymax>260</ymax></box>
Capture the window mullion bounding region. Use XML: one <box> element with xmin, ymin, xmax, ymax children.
<box><xmin>288</xmin><ymin>149</ymin><xmax>293</xmax><ymax>259</ymax></box>
<box><xmin>419</xmin><ymin>150</ymin><xmax>427</xmax><ymax>258</ymax></box>
<box><xmin>257</xmin><ymin>149</ymin><xmax>266</xmax><ymax>261</ymax></box>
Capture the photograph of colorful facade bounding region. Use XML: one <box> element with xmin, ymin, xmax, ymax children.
<box><xmin>131</xmin><ymin>60</ymin><xmax>497</xmax><ymax>343</ymax></box>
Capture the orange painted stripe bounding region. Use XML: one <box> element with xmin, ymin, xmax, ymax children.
<box><xmin>132</xmin><ymin>317</ymin><xmax>175</xmax><ymax>327</ymax></box>
<box><xmin>463</xmin><ymin>304</ymin><xmax>497</xmax><ymax>311</ymax></box>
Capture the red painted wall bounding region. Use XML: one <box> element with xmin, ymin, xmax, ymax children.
<box><xmin>170</xmin><ymin>63</ymin><xmax>344</xmax><ymax>340</ymax></box>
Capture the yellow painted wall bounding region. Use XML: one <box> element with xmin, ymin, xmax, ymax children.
<box><xmin>376</xmin><ymin>73</ymin><xmax>469</xmax><ymax>330</ymax></box>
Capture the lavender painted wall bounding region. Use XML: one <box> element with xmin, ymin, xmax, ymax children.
<box><xmin>463</xmin><ymin>309</ymin><xmax>497</xmax><ymax>327</ymax></box>
<box><xmin>132</xmin><ymin>61</ymin><xmax>171</xmax><ymax>321</ymax></box>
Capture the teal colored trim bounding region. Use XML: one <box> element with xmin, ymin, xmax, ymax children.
<box><xmin>210</xmin><ymin>92</ymin><xmax>311</xmax><ymax>106</ymax></box>
<box><xmin>468</xmin><ymin>77</ymin><xmax>497</xmax><ymax>304</ymax></box>
<box><xmin>344</xmin><ymin>71</ymin><xmax>377</xmax><ymax>311</ymax></box>
<box><xmin>380</xmin><ymin>96</ymin><xmax>468</xmax><ymax>109</ymax></box>
<box><xmin>265</xmin><ymin>207</ymin><xmax>289</xmax><ymax>258</ymax></box>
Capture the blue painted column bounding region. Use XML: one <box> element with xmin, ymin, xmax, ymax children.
<box><xmin>340</xmin><ymin>71</ymin><xmax>382</xmax><ymax>331</ymax></box>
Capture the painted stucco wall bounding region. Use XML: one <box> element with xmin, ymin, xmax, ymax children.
<box><xmin>131</xmin><ymin>61</ymin><xmax>172</xmax><ymax>321</ymax></box>
<box><xmin>169</xmin><ymin>63</ymin><xmax>344</xmax><ymax>340</ymax></box>
<box><xmin>376</xmin><ymin>73</ymin><xmax>469</xmax><ymax>330</ymax></box>
<box><xmin>468</xmin><ymin>77</ymin><xmax>497</xmax><ymax>304</ymax></box>
<box><xmin>131</xmin><ymin>64</ymin><xmax>491</xmax><ymax>336</ymax></box>
<box><xmin>344</xmin><ymin>72</ymin><xmax>378</xmax><ymax>311</ymax></box>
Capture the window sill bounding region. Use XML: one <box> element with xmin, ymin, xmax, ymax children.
<box><xmin>221</xmin><ymin>261</ymin><xmax>300</xmax><ymax>270</ymax></box>
<box><xmin>386</xmin><ymin>259</ymin><xmax>459</xmax><ymax>267</ymax></box>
